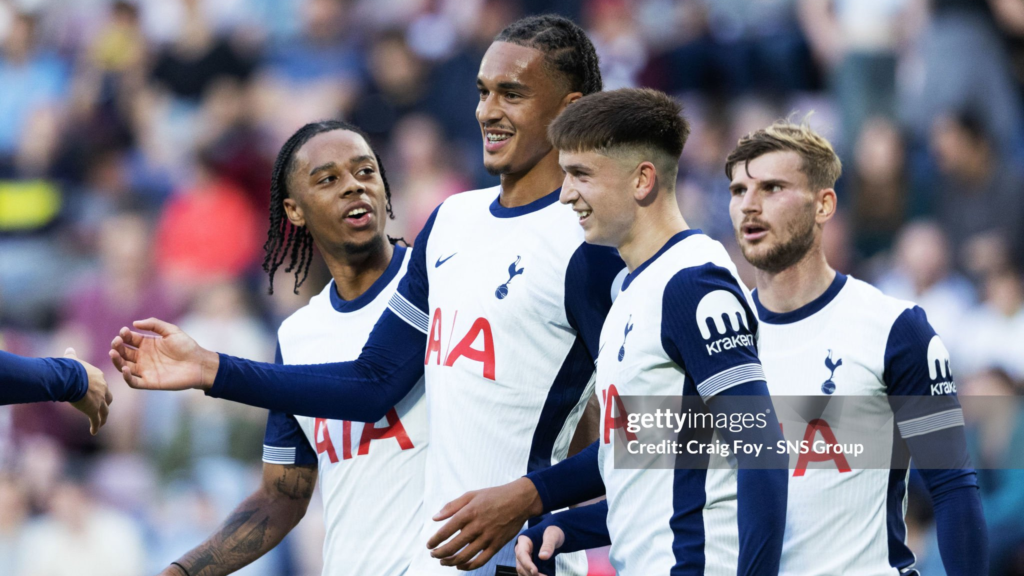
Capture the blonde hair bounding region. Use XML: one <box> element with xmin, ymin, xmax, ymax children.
<box><xmin>724</xmin><ymin>119</ymin><xmax>842</xmax><ymax>191</ymax></box>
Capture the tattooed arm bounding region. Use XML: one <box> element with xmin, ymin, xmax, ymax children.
<box><xmin>160</xmin><ymin>463</ymin><xmax>317</xmax><ymax>576</ymax></box>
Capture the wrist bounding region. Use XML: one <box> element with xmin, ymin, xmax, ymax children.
<box><xmin>198</xmin><ymin>349</ymin><xmax>220</xmax><ymax>391</ymax></box>
<box><xmin>516</xmin><ymin>477</ymin><xmax>545</xmax><ymax>518</ymax></box>
<box><xmin>169</xmin><ymin>561</ymin><xmax>190</xmax><ymax>576</ymax></box>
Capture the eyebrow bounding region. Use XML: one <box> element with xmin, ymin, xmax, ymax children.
<box><xmin>308</xmin><ymin>155</ymin><xmax>375</xmax><ymax>177</ymax></box>
<box><xmin>477</xmin><ymin>78</ymin><xmax>531</xmax><ymax>93</ymax></box>
<box><xmin>562</xmin><ymin>163</ymin><xmax>591</xmax><ymax>175</ymax></box>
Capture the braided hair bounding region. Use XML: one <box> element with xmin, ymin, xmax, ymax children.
<box><xmin>494</xmin><ymin>14</ymin><xmax>603</xmax><ymax>96</ymax></box>
<box><xmin>263</xmin><ymin>120</ymin><xmax>395</xmax><ymax>294</ymax></box>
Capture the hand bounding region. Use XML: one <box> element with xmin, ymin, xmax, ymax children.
<box><xmin>66</xmin><ymin>348</ymin><xmax>112</xmax><ymax>435</ymax></box>
<box><xmin>428</xmin><ymin>477</ymin><xmax>544</xmax><ymax>570</ymax></box>
<box><xmin>515</xmin><ymin>527</ymin><xmax>565</xmax><ymax>576</ymax></box>
<box><xmin>109</xmin><ymin>318</ymin><xmax>220</xmax><ymax>392</ymax></box>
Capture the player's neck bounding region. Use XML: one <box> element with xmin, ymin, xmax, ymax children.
<box><xmin>618</xmin><ymin>195</ymin><xmax>689</xmax><ymax>271</ymax></box>
<box><xmin>755</xmin><ymin>247</ymin><xmax>835</xmax><ymax>314</ymax></box>
<box><xmin>497</xmin><ymin>151</ymin><xmax>564</xmax><ymax>208</ymax></box>
<box><xmin>323</xmin><ymin>238</ymin><xmax>394</xmax><ymax>301</ymax></box>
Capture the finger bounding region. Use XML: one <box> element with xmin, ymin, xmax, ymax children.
<box><xmin>439</xmin><ymin>537</ymin><xmax>486</xmax><ymax>568</ymax></box>
<box><xmin>105</xmin><ymin>388</ymin><xmax>113</xmax><ymax>405</ymax></box>
<box><xmin>428</xmin><ymin>509</ymin><xmax>471</xmax><ymax>549</ymax></box>
<box><xmin>117</xmin><ymin>327</ymin><xmax>146</xmax><ymax>349</ymax></box>
<box><xmin>88</xmin><ymin>408</ymin><xmax>100</xmax><ymax>436</ymax></box>
<box><xmin>121</xmin><ymin>365</ymin><xmax>145</xmax><ymax>389</ymax></box>
<box><xmin>430</xmin><ymin>526</ymin><xmax>478</xmax><ymax>559</ymax></box>
<box><xmin>538</xmin><ymin>527</ymin><xmax>563</xmax><ymax>561</ymax></box>
<box><xmin>109</xmin><ymin>349</ymin><xmax>126</xmax><ymax>373</ymax></box>
<box><xmin>458</xmin><ymin>543</ymin><xmax>500</xmax><ymax>571</ymax></box>
<box><xmin>516</xmin><ymin>536</ymin><xmax>537</xmax><ymax>576</ymax></box>
<box><xmin>100</xmin><ymin>399</ymin><xmax>109</xmax><ymax>426</ymax></box>
<box><xmin>433</xmin><ymin>492</ymin><xmax>472</xmax><ymax>522</ymax></box>
<box><xmin>64</xmin><ymin>347</ymin><xmax>77</xmax><ymax>359</ymax></box>
<box><xmin>111</xmin><ymin>336</ymin><xmax>139</xmax><ymax>363</ymax></box>
<box><xmin>133</xmin><ymin>317</ymin><xmax>176</xmax><ymax>337</ymax></box>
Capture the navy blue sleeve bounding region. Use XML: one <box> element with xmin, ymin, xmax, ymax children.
<box><xmin>0</xmin><ymin>350</ymin><xmax>88</xmax><ymax>405</ymax></box>
<box><xmin>262</xmin><ymin>342</ymin><xmax>318</xmax><ymax>466</ymax></box>
<box><xmin>884</xmin><ymin>307</ymin><xmax>987</xmax><ymax>573</ymax></box>
<box><xmin>208</xmin><ymin>210</ymin><xmax>439</xmax><ymax>420</ymax></box>
<box><xmin>661</xmin><ymin>265</ymin><xmax>785</xmax><ymax>575</ymax></box>
<box><xmin>564</xmin><ymin>243</ymin><xmax>625</xmax><ymax>359</ymax></box>
<box><xmin>525</xmin><ymin>440</ymin><xmax>604</xmax><ymax>512</ymax></box>
<box><xmin>660</xmin><ymin>264</ymin><xmax>765</xmax><ymax>400</ymax></box>
<box><xmin>521</xmin><ymin>500</ymin><xmax>610</xmax><ymax>557</ymax></box>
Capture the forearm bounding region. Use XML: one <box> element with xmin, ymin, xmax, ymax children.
<box><xmin>0</xmin><ymin>351</ymin><xmax>86</xmax><ymax>405</ymax></box>
<box><xmin>208</xmin><ymin>310</ymin><xmax>425</xmax><ymax>421</ymax></box>
<box><xmin>919</xmin><ymin>468</ymin><xmax>989</xmax><ymax>576</ymax></box>
<box><xmin>171</xmin><ymin>466</ymin><xmax>315</xmax><ymax>576</ymax></box>
<box><xmin>567</xmin><ymin>392</ymin><xmax>600</xmax><ymax>457</ymax></box>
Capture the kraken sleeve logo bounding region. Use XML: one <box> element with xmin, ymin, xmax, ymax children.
<box><xmin>695</xmin><ymin>290</ymin><xmax>754</xmax><ymax>355</ymax></box>
<box><xmin>926</xmin><ymin>335</ymin><xmax>955</xmax><ymax>394</ymax></box>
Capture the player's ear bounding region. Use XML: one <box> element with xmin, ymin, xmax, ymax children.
<box><xmin>816</xmin><ymin>188</ymin><xmax>837</xmax><ymax>223</ymax></box>
<box><xmin>561</xmin><ymin>91</ymin><xmax>584</xmax><ymax>110</ymax></box>
<box><xmin>634</xmin><ymin>161</ymin><xmax>658</xmax><ymax>202</ymax></box>
<box><xmin>283</xmin><ymin>198</ymin><xmax>306</xmax><ymax>228</ymax></box>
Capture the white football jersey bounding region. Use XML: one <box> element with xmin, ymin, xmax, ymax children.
<box><xmin>263</xmin><ymin>245</ymin><xmax>428</xmax><ymax>576</ymax></box>
<box><xmin>754</xmin><ymin>272</ymin><xmax>965</xmax><ymax>576</ymax></box>
<box><xmin>387</xmin><ymin>186</ymin><xmax>625</xmax><ymax>576</ymax></box>
<box><xmin>595</xmin><ymin>230</ymin><xmax>766</xmax><ymax>575</ymax></box>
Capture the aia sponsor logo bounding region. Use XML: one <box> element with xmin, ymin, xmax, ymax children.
<box><xmin>695</xmin><ymin>290</ymin><xmax>754</xmax><ymax>355</ymax></box>
<box><xmin>601</xmin><ymin>384</ymin><xmax>637</xmax><ymax>444</ymax></box>
<box><xmin>425</xmin><ymin>308</ymin><xmax>496</xmax><ymax>380</ymax></box>
<box><xmin>314</xmin><ymin>411</ymin><xmax>414</xmax><ymax>463</ymax></box>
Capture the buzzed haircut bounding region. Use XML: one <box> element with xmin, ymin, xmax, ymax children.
<box><xmin>725</xmin><ymin>120</ymin><xmax>843</xmax><ymax>191</ymax></box>
<box><xmin>494</xmin><ymin>14</ymin><xmax>603</xmax><ymax>96</ymax></box>
<box><xmin>548</xmin><ymin>88</ymin><xmax>690</xmax><ymax>174</ymax></box>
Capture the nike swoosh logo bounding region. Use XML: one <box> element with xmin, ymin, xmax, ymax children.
<box><xmin>435</xmin><ymin>253</ymin><xmax>457</xmax><ymax>267</ymax></box>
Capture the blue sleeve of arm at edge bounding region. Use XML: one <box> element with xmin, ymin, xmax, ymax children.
<box><xmin>0</xmin><ymin>350</ymin><xmax>88</xmax><ymax>405</ymax></box>
<box><xmin>526</xmin><ymin>440</ymin><xmax>604</xmax><ymax>512</ymax></box>
<box><xmin>208</xmin><ymin>307</ymin><xmax>425</xmax><ymax>422</ymax></box>
<box><xmin>522</xmin><ymin>500</ymin><xmax>611</xmax><ymax>556</ymax></box>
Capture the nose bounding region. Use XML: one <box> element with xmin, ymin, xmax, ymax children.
<box><xmin>559</xmin><ymin>178</ymin><xmax>578</xmax><ymax>204</ymax></box>
<box><xmin>340</xmin><ymin>173</ymin><xmax>365</xmax><ymax>198</ymax></box>
<box><xmin>477</xmin><ymin>92</ymin><xmax>502</xmax><ymax>126</ymax></box>
<box><xmin>738</xmin><ymin>188</ymin><xmax>761</xmax><ymax>215</ymax></box>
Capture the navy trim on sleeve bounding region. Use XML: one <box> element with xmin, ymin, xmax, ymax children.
<box><xmin>390</xmin><ymin>205</ymin><xmax>439</xmax><ymax>330</ymax></box>
<box><xmin>564</xmin><ymin>243</ymin><xmax>625</xmax><ymax>359</ymax></box>
<box><xmin>526</xmin><ymin>440</ymin><xmax>604</xmax><ymax>512</ymax></box>
<box><xmin>660</xmin><ymin>264</ymin><xmax>763</xmax><ymax>399</ymax></box>
<box><xmin>489</xmin><ymin>188</ymin><xmax>561</xmax><ymax>218</ymax></box>
<box><xmin>330</xmin><ymin>245</ymin><xmax>407</xmax><ymax>313</ymax></box>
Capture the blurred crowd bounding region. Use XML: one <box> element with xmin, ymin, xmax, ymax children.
<box><xmin>0</xmin><ymin>0</ymin><xmax>1022</xmax><ymax>574</ymax></box>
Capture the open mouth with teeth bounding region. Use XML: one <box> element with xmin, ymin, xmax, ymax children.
<box><xmin>484</xmin><ymin>130</ymin><xmax>513</xmax><ymax>152</ymax></box>
<box><xmin>344</xmin><ymin>206</ymin><xmax>372</xmax><ymax>227</ymax></box>
<box><xmin>576</xmin><ymin>209</ymin><xmax>592</xmax><ymax>225</ymax></box>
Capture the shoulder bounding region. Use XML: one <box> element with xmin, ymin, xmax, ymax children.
<box><xmin>843</xmin><ymin>276</ymin><xmax>920</xmax><ymax>334</ymax></box>
<box><xmin>434</xmin><ymin>186</ymin><xmax>502</xmax><ymax>215</ymax></box>
<box><xmin>277</xmin><ymin>283</ymin><xmax>334</xmax><ymax>345</ymax></box>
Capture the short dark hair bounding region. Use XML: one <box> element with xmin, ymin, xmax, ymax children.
<box><xmin>264</xmin><ymin>120</ymin><xmax>394</xmax><ymax>295</ymax></box>
<box><xmin>724</xmin><ymin>120</ymin><xmax>842</xmax><ymax>191</ymax></box>
<box><xmin>548</xmin><ymin>88</ymin><xmax>690</xmax><ymax>166</ymax></box>
<box><xmin>494</xmin><ymin>14</ymin><xmax>602</xmax><ymax>96</ymax></box>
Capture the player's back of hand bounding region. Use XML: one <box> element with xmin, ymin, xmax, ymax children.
<box><xmin>65</xmin><ymin>348</ymin><xmax>112</xmax><ymax>435</ymax></box>
<box><xmin>109</xmin><ymin>318</ymin><xmax>220</xmax><ymax>392</ymax></box>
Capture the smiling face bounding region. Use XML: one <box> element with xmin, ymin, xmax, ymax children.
<box><xmin>729</xmin><ymin>150</ymin><xmax>832</xmax><ymax>273</ymax></box>
<box><xmin>559</xmin><ymin>148</ymin><xmax>642</xmax><ymax>247</ymax></box>
<box><xmin>476</xmin><ymin>41</ymin><xmax>578</xmax><ymax>176</ymax></box>
<box><xmin>284</xmin><ymin>130</ymin><xmax>388</xmax><ymax>255</ymax></box>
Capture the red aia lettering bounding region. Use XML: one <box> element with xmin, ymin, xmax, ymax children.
<box><xmin>425</xmin><ymin>309</ymin><xmax>444</xmax><ymax>365</ymax></box>
<box><xmin>357</xmin><ymin>408</ymin><xmax>415</xmax><ymax>455</ymax></box>
<box><xmin>444</xmin><ymin>317</ymin><xmax>496</xmax><ymax>380</ymax></box>
<box><xmin>314</xmin><ymin>418</ymin><xmax>339</xmax><ymax>463</ymax></box>
<box><xmin>602</xmin><ymin>384</ymin><xmax>638</xmax><ymax>444</ymax></box>
<box><xmin>793</xmin><ymin>418</ymin><xmax>852</xmax><ymax>477</ymax></box>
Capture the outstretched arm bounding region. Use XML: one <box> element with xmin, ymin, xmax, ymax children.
<box><xmin>159</xmin><ymin>462</ymin><xmax>317</xmax><ymax>576</ymax></box>
<box><xmin>111</xmin><ymin>209</ymin><xmax>438</xmax><ymax>422</ymax></box>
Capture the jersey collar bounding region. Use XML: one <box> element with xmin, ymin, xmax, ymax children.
<box><xmin>329</xmin><ymin>244</ymin><xmax>407</xmax><ymax>313</ymax></box>
<box><xmin>621</xmin><ymin>229</ymin><xmax>703</xmax><ymax>291</ymax></box>
<box><xmin>489</xmin><ymin>188</ymin><xmax>561</xmax><ymax>218</ymax></box>
<box><xmin>753</xmin><ymin>271</ymin><xmax>848</xmax><ymax>324</ymax></box>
